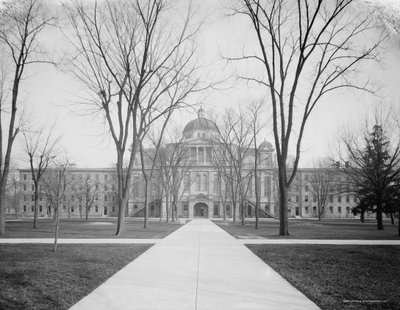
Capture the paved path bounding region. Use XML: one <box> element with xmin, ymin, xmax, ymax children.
<box><xmin>69</xmin><ymin>219</ymin><xmax>320</xmax><ymax>310</ymax></box>
<box><xmin>239</xmin><ymin>239</ymin><xmax>400</xmax><ymax>245</ymax></box>
<box><xmin>0</xmin><ymin>238</ymin><xmax>159</xmax><ymax>244</ymax></box>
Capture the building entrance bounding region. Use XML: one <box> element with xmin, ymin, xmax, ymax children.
<box><xmin>193</xmin><ymin>202</ymin><xmax>208</xmax><ymax>218</ymax></box>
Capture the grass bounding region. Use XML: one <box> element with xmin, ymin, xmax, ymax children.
<box><xmin>247</xmin><ymin>245</ymin><xmax>400</xmax><ymax>310</ymax></box>
<box><xmin>215</xmin><ymin>218</ymin><xmax>400</xmax><ymax>239</ymax></box>
<box><xmin>2</xmin><ymin>218</ymin><xmax>184</xmax><ymax>239</ymax></box>
<box><xmin>0</xmin><ymin>243</ymin><xmax>152</xmax><ymax>310</ymax></box>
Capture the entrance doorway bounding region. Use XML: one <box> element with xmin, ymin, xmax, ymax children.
<box><xmin>194</xmin><ymin>203</ymin><xmax>208</xmax><ymax>218</ymax></box>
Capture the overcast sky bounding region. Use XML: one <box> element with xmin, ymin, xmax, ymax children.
<box><xmin>11</xmin><ymin>0</ymin><xmax>400</xmax><ymax>169</ymax></box>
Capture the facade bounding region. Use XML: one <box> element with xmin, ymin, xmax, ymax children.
<box><xmin>12</xmin><ymin>108</ymin><xmax>358</xmax><ymax>219</ymax></box>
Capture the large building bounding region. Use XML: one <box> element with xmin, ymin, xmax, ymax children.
<box><xmin>11</xmin><ymin>108</ymin><xmax>358</xmax><ymax>219</ymax></box>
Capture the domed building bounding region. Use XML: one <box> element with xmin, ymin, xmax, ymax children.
<box><xmin>127</xmin><ymin>107</ymin><xmax>277</xmax><ymax>219</ymax></box>
<box><xmin>15</xmin><ymin>107</ymin><xmax>360</xmax><ymax>220</ymax></box>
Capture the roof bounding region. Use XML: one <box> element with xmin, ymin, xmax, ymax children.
<box><xmin>183</xmin><ymin>117</ymin><xmax>218</xmax><ymax>133</ymax></box>
<box><xmin>183</xmin><ymin>107</ymin><xmax>218</xmax><ymax>134</ymax></box>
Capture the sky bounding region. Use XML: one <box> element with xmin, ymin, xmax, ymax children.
<box><xmin>6</xmin><ymin>0</ymin><xmax>400</xmax><ymax>169</ymax></box>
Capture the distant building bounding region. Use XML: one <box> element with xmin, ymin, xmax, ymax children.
<box><xmin>13</xmin><ymin>108</ymin><xmax>358</xmax><ymax>219</ymax></box>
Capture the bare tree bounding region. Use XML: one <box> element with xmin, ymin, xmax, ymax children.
<box><xmin>42</xmin><ymin>158</ymin><xmax>70</xmax><ymax>252</ymax></box>
<box><xmin>75</xmin><ymin>175</ymin><xmax>101</xmax><ymax>221</ymax></box>
<box><xmin>0</xmin><ymin>0</ymin><xmax>56</xmax><ymax>235</ymax></box>
<box><xmin>248</xmin><ymin>101</ymin><xmax>266</xmax><ymax>229</ymax></box>
<box><xmin>307</xmin><ymin>161</ymin><xmax>338</xmax><ymax>221</ymax></box>
<box><xmin>229</xmin><ymin>0</ymin><xmax>383</xmax><ymax>235</ymax></box>
<box><xmin>66</xmin><ymin>0</ymin><xmax>202</xmax><ymax>236</ymax></box>
<box><xmin>22</xmin><ymin>127</ymin><xmax>58</xmax><ymax>228</ymax></box>
<box><xmin>212</xmin><ymin>109</ymin><xmax>254</xmax><ymax>224</ymax></box>
<box><xmin>156</xmin><ymin>131</ymin><xmax>191</xmax><ymax>222</ymax></box>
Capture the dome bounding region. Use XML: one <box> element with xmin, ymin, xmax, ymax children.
<box><xmin>259</xmin><ymin>139</ymin><xmax>273</xmax><ymax>150</ymax></box>
<box><xmin>183</xmin><ymin>108</ymin><xmax>218</xmax><ymax>135</ymax></box>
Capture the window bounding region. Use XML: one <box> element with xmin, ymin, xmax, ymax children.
<box><xmin>213</xmin><ymin>204</ymin><xmax>219</xmax><ymax>216</ymax></box>
<box><xmin>23</xmin><ymin>184</ymin><xmax>26</xmax><ymax>191</ymax></box>
<box><xmin>353</xmin><ymin>196</ymin><xmax>357</xmax><ymax>203</ymax></box>
<box><xmin>23</xmin><ymin>174</ymin><xmax>27</xmax><ymax>180</ymax></box>
<box><xmin>195</xmin><ymin>174</ymin><xmax>201</xmax><ymax>191</ymax></box>
<box><xmin>112</xmin><ymin>184</ymin><xmax>115</xmax><ymax>191</ymax></box>
<box><xmin>330</xmin><ymin>206</ymin><xmax>333</xmax><ymax>213</ymax></box>
<box><xmin>304</xmin><ymin>174</ymin><xmax>309</xmax><ymax>181</ymax></box>
<box><xmin>39</xmin><ymin>196</ymin><xmax>42</xmax><ymax>202</ymax></box>
<box><xmin>104</xmin><ymin>195</ymin><xmax>108</xmax><ymax>202</ymax></box>
<box><xmin>104</xmin><ymin>207</ymin><xmax>108</xmax><ymax>215</ymax></box>
<box><xmin>96</xmin><ymin>174</ymin><xmax>99</xmax><ymax>181</ymax></box>
<box><xmin>202</xmin><ymin>174</ymin><xmax>208</xmax><ymax>192</ymax></box>
<box><xmin>329</xmin><ymin>196</ymin><xmax>333</xmax><ymax>203</ymax></box>
<box><xmin>313</xmin><ymin>206</ymin><xmax>317</xmax><ymax>213</ymax></box>
<box><xmin>184</xmin><ymin>204</ymin><xmax>189</xmax><ymax>211</ymax></box>
<box><xmin>337</xmin><ymin>195</ymin><xmax>342</xmax><ymax>203</ymax></box>
<box><xmin>23</xmin><ymin>195</ymin><xmax>27</xmax><ymax>202</ymax></box>
<box><xmin>71</xmin><ymin>206</ymin><xmax>75</xmax><ymax>212</ymax></box>
<box><xmin>304</xmin><ymin>195</ymin><xmax>308</xmax><ymax>202</ymax></box>
<box><xmin>296</xmin><ymin>196</ymin><xmax>299</xmax><ymax>203</ymax></box>
<box><xmin>95</xmin><ymin>205</ymin><xmax>98</xmax><ymax>212</ymax></box>
<box><xmin>313</xmin><ymin>195</ymin><xmax>317</xmax><ymax>202</ymax></box>
<box><xmin>31</xmin><ymin>184</ymin><xmax>34</xmax><ymax>191</ymax></box>
<box><xmin>23</xmin><ymin>205</ymin><xmax>26</xmax><ymax>212</ymax></box>
<box><xmin>346</xmin><ymin>206</ymin><xmax>350</xmax><ymax>214</ymax></box>
<box><xmin>338</xmin><ymin>206</ymin><xmax>342</xmax><ymax>213</ymax></box>
<box><xmin>31</xmin><ymin>206</ymin><xmax>34</xmax><ymax>212</ymax></box>
<box><xmin>95</xmin><ymin>184</ymin><xmax>99</xmax><ymax>190</ymax></box>
<box><xmin>104</xmin><ymin>185</ymin><xmax>108</xmax><ymax>191</ymax></box>
<box><xmin>71</xmin><ymin>195</ymin><xmax>74</xmax><ymax>201</ymax></box>
<box><xmin>79</xmin><ymin>174</ymin><xmax>83</xmax><ymax>180</ymax></box>
<box><xmin>31</xmin><ymin>195</ymin><xmax>34</xmax><ymax>201</ymax></box>
<box><xmin>346</xmin><ymin>195</ymin><xmax>350</xmax><ymax>203</ymax></box>
<box><xmin>72</xmin><ymin>175</ymin><xmax>75</xmax><ymax>181</ymax></box>
<box><xmin>305</xmin><ymin>206</ymin><xmax>309</xmax><ymax>213</ymax></box>
<box><xmin>104</xmin><ymin>174</ymin><xmax>108</xmax><ymax>181</ymax></box>
<box><xmin>295</xmin><ymin>185</ymin><xmax>300</xmax><ymax>192</ymax></box>
<box><xmin>39</xmin><ymin>205</ymin><xmax>42</xmax><ymax>212</ymax></box>
<box><xmin>288</xmin><ymin>196</ymin><xmax>292</xmax><ymax>202</ymax></box>
<box><xmin>305</xmin><ymin>185</ymin><xmax>309</xmax><ymax>192</ymax></box>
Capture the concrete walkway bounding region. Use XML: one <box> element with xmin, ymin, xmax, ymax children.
<box><xmin>0</xmin><ymin>238</ymin><xmax>159</xmax><ymax>244</ymax></box>
<box><xmin>239</xmin><ymin>239</ymin><xmax>400</xmax><ymax>245</ymax></box>
<box><xmin>69</xmin><ymin>219</ymin><xmax>320</xmax><ymax>310</ymax></box>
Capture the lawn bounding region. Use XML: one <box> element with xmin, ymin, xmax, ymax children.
<box><xmin>0</xmin><ymin>244</ymin><xmax>152</xmax><ymax>310</ymax></box>
<box><xmin>216</xmin><ymin>218</ymin><xmax>400</xmax><ymax>239</ymax></box>
<box><xmin>2</xmin><ymin>218</ymin><xmax>184</xmax><ymax>239</ymax></box>
<box><xmin>248</xmin><ymin>245</ymin><xmax>400</xmax><ymax>310</ymax></box>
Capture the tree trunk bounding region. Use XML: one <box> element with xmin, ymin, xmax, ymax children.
<box><xmin>143</xmin><ymin>181</ymin><xmax>148</xmax><ymax>229</ymax></box>
<box><xmin>223</xmin><ymin>202</ymin><xmax>226</xmax><ymax>221</ymax></box>
<box><xmin>165</xmin><ymin>193</ymin><xmax>169</xmax><ymax>223</ymax></box>
<box><xmin>116</xmin><ymin>196</ymin><xmax>128</xmax><ymax>236</ymax></box>
<box><xmin>0</xmin><ymin>182</ymin><xmax>7</xmax><ymax>235</ymax></box>
<box><xmin>390</xmin><ymin>212</ymin><xmax>394</xmax><ymax>225</ymax></box>
<box><xmin>398</xmin><ymin>211</ymin><xmax>400</xmax><ymax>237</ymax></box>
<box><xmin>278</xmin><ymin>167</ymin><xmax>289</xmax><ymax>236</ymax></box>
<box><xmin>376</xmin><ymin>203</ymin><xmax>383</xmax><ymax>230</ymax></box>
<box><xmin>318</xmin><ymin>202</ymin><xmax>322</xmax><ymax>221</ymax></box>
<box><xmin>33</xmin><ymin>191</ymin><xmax>39</xmax><ymax>229</ymax></box>
<box><xmin>232</xmin><ymin>201</ymin><xmax>237</xmax><ymax>223</ymax></box>
<box><xmin>53</xmin><ymin>206</ymin><xmax>60</xmax><ymax>252</ymax></box>
<box><xmin>85</xmin><ymin>202</ymin><xmax>89</xmax><ymax>221</ymax></box>
<box><xmin>360</xmin><ymin>210</ymin><xmax>365</xmax><ymax>223</ymax></box>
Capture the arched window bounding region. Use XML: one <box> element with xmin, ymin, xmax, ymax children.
<box><xmin>195</xmin><ymin>174</ymin><xmax>201</xmax><ymax>191</ymax></box>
